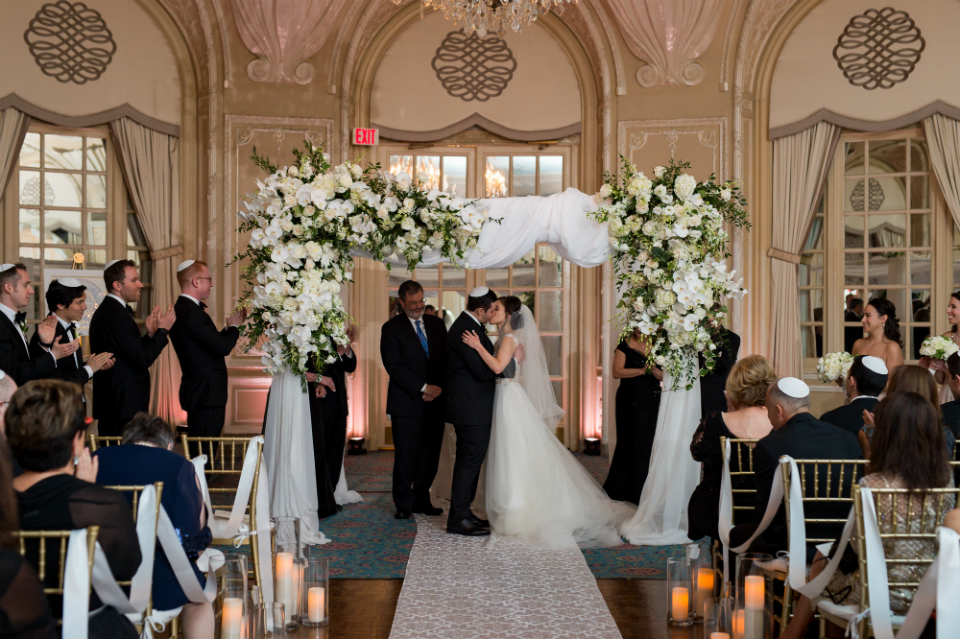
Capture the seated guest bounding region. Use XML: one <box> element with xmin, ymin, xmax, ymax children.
<box><xmin>781</xmin><ymin>392</ymin><xmax>955</xmax><ymax>639</ymax></box>
<box><xmin>940</xmin><ymin>352</ymin><xmax>960</xmax><ymax>441</ymax></box>
<box><xmin>687</xmin><ymin>355</ymin><xmax>775</xmax><ymax>541</ymax></box>
<box><xmin>820</xmin><ymin>356</ymin><xmax>887</xmax><ymax>438</ymax></box>
<box><xmin>729</xmin><ymin>378</ymin><xmax>862</xmax><ymax>560</ymax></box>
<box><xmin>860</xmin><ymin>364</ymin><xmax>956</xmax><ymax>459</ymax></box>
<box><xmin>8</xmin><ymin>380</ymin><xmax>140</xmax><ymax>639</ymax></box>
<box><xmin>94</xmin><ymin>413</ymin><xmax>213</xmax><ymax>638</ymax></box>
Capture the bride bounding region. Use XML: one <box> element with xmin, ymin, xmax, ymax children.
<box><xmin>462</xmin><ymin>296</ymin><xmax>635</xmax><ymax>548</ymax></box>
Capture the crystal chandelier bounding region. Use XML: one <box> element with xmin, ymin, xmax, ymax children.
<box><xmin>394</xmin><ymin>0</ymin><xmax>577</xmax><ymax>38</ymax></box>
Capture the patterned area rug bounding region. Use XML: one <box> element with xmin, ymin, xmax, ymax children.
<box><xmin>214</xmin><ymin>450</ymin><xmax>706</xmax><ymax>579</ymax></box>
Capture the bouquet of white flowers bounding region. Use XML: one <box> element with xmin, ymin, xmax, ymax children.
<box><xmin>919</xmin><ymin>335</ymin><xmax>960</xmax><ymax>361</ymax></box>
<box><xmin>817</xmin><ymin>351</ymin><xmax>855</xmax><ymax>384</ymax></box>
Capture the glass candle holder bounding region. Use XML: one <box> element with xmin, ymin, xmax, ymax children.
<box><xmin>274</xmin><ymin>542</ymin><xmax>304</xmax><ymax>630</ymax></box>
<box><xmin>218</xmin><ymin>556</ymin><xmax>248</xmax><ymax>639</ymax></box>
<box><xmin>272</xmin><ymin>515</ymin><xmax>302</xmax><ymax>550</ymax></box>
<box><xmin>703</xmin><ymin>596</ymin><xmax>735</xmax><ymax>637</ymax></box>
<box><xmin>693</xmin><ymin>557</ymin><xmax>716</xmax><ymax>621</ymax></box>
<box><xmin>666</xmin><ymin>556</ymin><xmax>694</xmax><ymax>626</ymax></box>
<box><xmin>301</xmin><ymin>556</ymin><xmax>329</xmax><ymax>626</ymax></box>
<box><xmin>734</xmin><ymin>553</ymin><xmax>773</xmax><ymax>639</ymax></box>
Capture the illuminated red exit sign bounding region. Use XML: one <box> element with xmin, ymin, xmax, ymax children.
<box><xmin>353</xmin><ymin>128</ymin><xmax>379</xmax><ymax>146</ymax></box>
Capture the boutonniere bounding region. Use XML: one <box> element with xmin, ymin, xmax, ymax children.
<box><xmin>18</xmin><ymin>321</ymin><xmax>27</xmax><ymax>334</ymax></box>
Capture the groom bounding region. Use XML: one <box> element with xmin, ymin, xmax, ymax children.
<box><xmin>445</xmin><ymin>287</ymin><xmax>522</xmax><ymax>536</ymax></box>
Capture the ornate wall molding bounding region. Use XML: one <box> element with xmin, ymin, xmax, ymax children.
<box><xmin>618</xmin><ymin>118</ymin><xmax>727</xmax><ymax>179</ymax></box>
<box><xmin>606</xmin><ymin>0</ymin><xmax>724</xmax><ymax>87</ymax></box>
<box><xmin>230</xmin><ymin>0</ymin><xmax>349</xmax><ymax>84</ymax></box>
<box><xmin>326</xmin><ymin>0</ymin><xmax>365</xmax><ymax>94</ymax></box>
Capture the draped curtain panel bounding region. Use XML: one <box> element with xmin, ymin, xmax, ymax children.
<box><xmin>923</xmin><ymin>114</ymin><xmax>960</xmax><ymax>231</ymax></box>
<box><xmin>109</xmin><ymin>117</ymin><xmax>184</xmax><ymax>425</ymax></box>
<box><xmin>768</xmin><ymin>122</ymin><xmax>841</xmax><ymax>378</ymax></box>
<box><xmin>0</xmin><ymin>107</ymin><xmax>30</xmax><ymax>195</ymax></box>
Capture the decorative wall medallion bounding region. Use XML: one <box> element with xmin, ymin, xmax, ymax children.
<box><xmin>24</xmin><ymin>0</ymin><xmax>116</xmax><ymax>84</ymax></box>
<box><xmin>431</xmin><ymin>31</ymin><xmax>517</xmax><ymax>102</ymax></box>
<box><xmin>833</xmin><ymin>7</ymin><xmax>925</xmax><ymax>90</ymax></box>
<box><xmin>850</xmin><ymin>178</ymin><xmax>885</xmax><ymax>212</ymax></box>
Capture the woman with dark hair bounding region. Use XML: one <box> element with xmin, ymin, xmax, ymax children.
<box><xmin>602</xmin><ymin>328</ymin><xmax>663</xmax><ymax>504</ymax></box>
<box><xmin>918</xmin><ymin>290</ymin><xmax>960</xmax><ymax>403</ymax></box>
<box><xmin>781</xmin><ymin>391</ymin><xmax>954</xmax><ymax>638</ymax></box>
<box><xmin>8</xmin><ymin>380</ymin><xmax>140</xmax><ymax>639</ymax></box>
<box><xmin>852</xmin><ymin>297</ymin><xmax>904</xmax><ymax>372</ymax></box>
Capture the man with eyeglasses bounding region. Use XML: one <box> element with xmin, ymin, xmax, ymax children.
<box><xmin>170</xmin><ymin>260</ymin><xmax>247</xmax><ymax>456</ymax></box>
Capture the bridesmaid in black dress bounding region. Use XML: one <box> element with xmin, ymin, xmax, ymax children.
<box><xmin>602</xmin><ymin>330</ymin><xmax>663</xmax><ymax>504</ymax></box>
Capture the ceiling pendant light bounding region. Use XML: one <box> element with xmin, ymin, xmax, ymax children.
<box><xmin>393</xmin><ymin>0</ymin><xmax>577</xmax><ymax>37</ymax></box>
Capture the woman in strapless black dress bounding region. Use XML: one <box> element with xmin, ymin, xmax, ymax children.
<box><xmin>602</xmin><ymin>333</ymin><xmax>662</xmax><ymax>504</ymax></box>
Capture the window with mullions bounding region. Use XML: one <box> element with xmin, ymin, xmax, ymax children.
<box><xmin>387</xmin><ymin>154</ymin><xmax>468</xmax><ymax>197</ymax></box>
<box><xmin>799</xmin><ymin>197</ymin><xmax>825</xmax><ymax>358</ymax></box>
<box><xmin>484</xmin><ymin>155</ymin><xmax>563</xmax><ymax>197</ymax></box>
<box><xmin>387</xmin><ymin>264</ymin><xmax>468</xmax><ymax>328</ymax></box>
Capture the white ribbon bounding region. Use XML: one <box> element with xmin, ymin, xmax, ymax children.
<box><xmin>936</xmin><ymin>527</ymin><xmax>960</xmax><ymax>639</ymax></box>
<box><xmin>63</xmin><ymin>529</ymin><xmax>93</xmax><ymax>639</ymax></box>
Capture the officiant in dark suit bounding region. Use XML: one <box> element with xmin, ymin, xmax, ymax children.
<box><xmin>28</xmin><ymin>278</ymin><xmax>115</xmax><ymax>391</ymax></box>
<box><xmin>820</xmin><ymin>355</ymin><xmax>886</xmax><ymax>438</ymax></box>
<box><xmin>380</xmin><ymin>280</ymin><xmax>447</xmax><ymax>520</ymax></box>
<box><xmin>169</xmin><ymin>260</ymin><xmax>246</xmax><ymax>457</ymax></box>
<box><xmin>90</xmin><ymin>259</ymin><xmax>176</xmax><ymax>437</ymax></box>
<box><xmin>0</xmin><ymin>263</ymin><xmax>80</xmax><ymax>386</ymax></box>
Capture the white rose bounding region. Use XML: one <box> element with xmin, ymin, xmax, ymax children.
<box><xmin>599</xmin><ymin>184</ymin><xmax>613</xmax><ymax>199</ymax></box>
<box><xmin>720</xmin><ymin>188</ymin><xmax>732</xmax><ymax>202</ymax></box>
<box><xmin>654</xmin><ymin>166</ymin><xmax>666</xmax><ymax>178</ymax></box>
<box><xmin>287</xmin><ymin>166</ymin><xmax>299</xmax><ymax>177</ymax></box>
<box><xmin>394</xmin><ymin>171</ymin><xmax>412</xmax><ymax>191</ymax></box>
<box><xmin>403</xmin><ymin>198</ymin><xmax>415</xmax><ymax>211</ymax></box>
<box><xmin>674</xmin><ymin>174</ymin><xmax>697</xmax><ymax>202</ymax></box>
<box><xmin>400</xmin><ymin>217</ymin><xmax>416</xmax><ymax>231</ymax></box>
<box><xmin>641</xmin><ymin>221</ymin><xmax>657</xmax><ymax>236</ymax></box>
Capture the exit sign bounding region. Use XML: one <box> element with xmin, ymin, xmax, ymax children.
<box><xmin>353</xmin><ymin>128</ymin><xmax>379</xmax><ymax>146</ymax></box>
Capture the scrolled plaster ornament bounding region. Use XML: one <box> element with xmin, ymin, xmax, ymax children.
<box><xmin>231</xmin><ymin>0</ymin><xmax>349</xmax><ymax>84</ymax></box>
<box><xmin>609</xmin><ymin>0</ymin><xmax>723</xmax><ymax>88</ymax></box>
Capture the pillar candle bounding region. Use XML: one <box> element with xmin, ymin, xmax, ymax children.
<box><xmin>671</xmin><ymin>586</ymin><xmax>689</xmax><ymax>622</ymax></box>
<box><xmin>275</xmin><ymin>552</ymin><xmax>294</xmax><ymax>618</ymax></box>
<box><xmin>221</xmin><ymin>598</ymin><xmax>243</xmax><ymax>639</ymax></box>
<box><xmin>308</xmin><ymin>586</ymin><xmax>326</xmax><ymax>623</ymax></box>
<box><xmin>743</xmin><ymin>575</ymin><xmax>765</xmax><ymax>639</ymax></box>
<box><xmin>696</xmin><ymin>567</ymin><xmax>715</xmax><ymax>614</ymax></box>
<box><xmin>733</xmin><ymin>610</ymin><xmax>745</xmax><ymax>638</ymax></box>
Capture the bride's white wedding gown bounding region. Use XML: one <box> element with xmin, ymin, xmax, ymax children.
<box><xmin>485</xmin><ymin>308</ymin><xmax>635</xmax><ymax>549</ymax></box>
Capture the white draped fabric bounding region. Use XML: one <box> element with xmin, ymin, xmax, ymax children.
<box><xmin>620</xmin><ymin>361</ymin><xmax>703</xmax><ymax>545</ymax></box>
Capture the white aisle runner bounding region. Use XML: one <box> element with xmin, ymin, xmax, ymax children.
<box><xmin>389</xmin><ymin>515</ymin><xmax>623</xmax><ymax>639</ymax></box>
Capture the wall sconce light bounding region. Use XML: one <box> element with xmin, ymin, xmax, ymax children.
<box><xmin>584</xmin><ymin>437</ymin><xmax>601</xmax><ymax>456</ymax></box>
<box><xmin>348</xmin><ymin>436</ymin><xmax>367</xmax><ymax>455</ymax></box>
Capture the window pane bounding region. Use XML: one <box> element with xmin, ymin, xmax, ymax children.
<box><xmin>87</xmin><ymin>211</ymin><xmax>107</xmax><ymax>245</ymax></box>
<box><xmin>441</xmin><ymin>290</ymin><xmax>466</xmax><ymax>321</ymax></box>
<box><xmin>844</xmin><ymin>216</ymin><xmax>864</xmax><ymax>248</ymax></box>
<box><xmin>514</xmin><ymin>291</ymin><xmax>535</xmax><ymax>316</ymax></box>
<box><xmin>909</xmin><ymin>251</ymin><xmax>931</xmax><ymax>285</ymax></box>
<box><xmin>423</xmin><ymin>291</ymin><xmax>439</xmax><ymax>314</ymax></box>
<box><xmin>538</xmin><ymin>291</ymin><xmax>562</xmax><ymax>332</ymax></box>
<box><xmin>442</xmin><ymin>156</ymin><xmax>467</xmax><ymax>197</ymax></box>
<box><xmin>954</xmin><ymin>249</ymin><xmax>960</xmax><ymax>288</ymax></box>
<box><xmin>868</xmin><ymin>139</ymin><xmax>907</xmax><ymax>174</ymax></box>
<box><xmin>512</xmin><ymin>250</ymin><xmax>536</xmax><ymax>286</ymax></box>
<box><xmin>44</xmin><ymin>247</ymin><xmax>74</xmax><ymax>264</ymax></box>
<box><xmin>845</xmin><ymin>141</ymin><xmax>865</xmax><ymax>176</ymax></box>
<box><xmin>20</xmin><ymin>133</ymin><xmax>41</xmax><ymax>167</ymax></box>
<box><xmin>19</xmin><ymin>171</ymin><xmax>42</xmax><ymax>205</ymax></box>
<box><xmin>911</xmin><ymin>289</ymin><xmax>931</xmax><ymax>321</ymax></box>
<box><xmin>486</xmin><ymin>268</ymin><xmax>509</xmax><ymax>289</ymax></box>
<box><xmin>844</xmin><ymin>179</ymin><xmax>864</xmax><ymax>212</ymax></box>
<box><xmin>19</xmin><ymin>246</ymin><xmax>40</xmax><ymax>260</ymax></box>
<box><xmin>910</xmin><ymin>214</ymin><xmax>930</xmax><ymax>247</ymax></box>
<box><xmin>867</xmin><ymin>214</ymin><xmax>906</xmax><ymax>249</ymax></box>
<box><xmin>84</xmin><ymin>175</ymin><xmax>106</xmax><ymax>209</ymax></box>
<box><xmin>866</xmin><ymin>252</ymin><xmax>907</xmax><ymax>287</ymax></box>
<box><xmin>538</xmin><ymin>245</ymin><xmax>562</xmax><ymax>287</ymax></box>
<box><xmin>19</xmin><ymin>209</ymin><xmax>40</xmax><ymax>243</ymax></box>
<box><xmin>87</xmin><ymin>250</ymin><xmax>106</xmax><ymax>267</ymax></box>
<box><xmin>388</xmin><ymin>155</ymin><xmax>412</xmax><ymax>176</ymax></box>
<box><xmin>485</xmin><ymin>157</ymin><xmax>508</xmax><ymax>197</ymax></box>
<box><xmin>871</xmin><ymin>176</ymin><xmax>906</xmax><ymax>212</ymax></box>
<box><xmin>910</xmin><ymin>139</ymin><xmax>928</xmax><ymax>173</ymax></box>
<box><xmin>44</xmin><ymin>135</ymin><xmax>84</xmax><ymax>170</ymax></box>
<box><xmin>416</xmin><ymin>266</ymin><xmax>439</xmax><ymax>288</ymax></box>
<box><xmin>798</xmin><ymin>289</ymin><xmax>824</xmax><ymax>322</ymax></box>
<box><xmin>44</xmin><ymin>210</ymin><xmax>82</xmax><ymax>244</ymax></box>
<box><xmin>799</xmin><ymin>253</ymin><xmax>823</xmax><ymax>287</ymax></box>
<box><xmin>513</xmin><ymin>156</ymin><xmax>536</xmax><ymax>196</ymax></box>
<box><xmin>804</xmin><ymin>216</ymin><xmax>824</xmax><ymax>250</ymax></box>
<box><xmin>910</xmin><ymin>175</ymin><xmax>929</xmax><ymax>209</ymax></box>
<box><xmin>910</xmin><ymin>324</ymin><xmax>930</xmax><ymax>361</ymax></box>
<box><xmin>800</xmin><ymin>326</ymin><xmax>822</xmax><ymax>359</ymax></box>
<box><xmin>539</xmin><ymin>156</ymin><xmax>563</xmax><ymax>196</ymax></box>
<box><xmin>845</xmin><ymin>252</ymin><xmax>864</xmax><ymax>286</ymax></box>
<box><xmin>542</xmin><ymin>335</ymin><xmax>562</xmax><ymax>377</ymax></box>
<box><xmin>416</xmin><ymin>156</ymin><xmax>441</xmax><ymax>190</ymax></box>
<box><xmin>44</xmin><ymin>172</ymin><xmax>83</xmax><ymax>207</ymax></box>
<box><xmin>551</xmin><ymin>380</ymin><xmax>563</xmax><ymax>406</ymax></box>
<box><xmin>442</xmin><ymin>265</ymin><xmax>465</xmax><ymax>288</ymax></box>
<box><xmin>127</xmin><ymin>214</ymin><xmax>147</xmax><ymax>246</ymax></box>
<box><xmin>86</xmin><ymin>138</ymin><xmax>106</xmax><ymax>171</ymax></box>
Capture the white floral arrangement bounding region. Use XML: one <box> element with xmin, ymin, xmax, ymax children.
<box><xmin>816</xmin><ymin>351</ymin><xmax>855</xmax><ymax>384</ymax></box>
<box><xmin>232</xmin><ymin>142</ymin><xmax>490</xmax><ymax>383</ymax></box>
<box><xmin>590</xmin><ymin>159</ymin><xmax>750</xmax><ymax>388</ymax></box>
<box><xmin>919</xmin><ymin>335</ymin><xmax>960</xmax><ymax>361</ymax></box>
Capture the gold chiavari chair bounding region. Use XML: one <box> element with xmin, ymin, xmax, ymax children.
<box><xmin>12</xmin><ymin>526</ymin><xmax>99</xmax><ymax>625</ymax></box>
<box><xmin>819</xmin><ymin>485</ymin><xmax>960</xmax><ymax>638</ymax></box>
<box><xmin>717</xmin><ymin>437</ymin><xmax>760</xmax><ymax>589</ymax></box>
<box><xmin>780</xmin><ymin>459</ymin><xmax>866</xmax><ymax>635</ymax></box>
<box><xmin>88</xmin><ymin>434</ymin><xmax>122</xmax><ymax>452</ymax></box>
<box><xmin>181</xmin><ymin>435</ymin><xmax>268</xmax><ymax>598</ymax></box>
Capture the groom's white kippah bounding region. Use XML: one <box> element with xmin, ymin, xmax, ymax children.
<box><xmin>469</xmin><ymin>286</ymin><xmax>490</xmax><ymax>298</ymax></box>
<box><xmin>104</xmin><ymin>259</ymin><xmax>121</xmax><ymax>270</ymax></box>
<box><xmin>57</xmin><ymin>277</ymin><xmax>82</xmax><ymax>288</ymax></box>
<box><xmin>0</xmin><ymin>263</ymin><xmax>15</xmax><ymax>273</ymax></box>
<box><xmin>862</xmin><ymin>356</ymin><xmax>888</xmax><ymax>375</ymax></box>
<box><xmin>777</xmin><ymin>377</ymin><xmax>810</xmax><ymax>399</ymax></box>
<box><xmin>177</xmin><ymin>259</ymin><xmax>196</xmax><ymax>273</ymax></box>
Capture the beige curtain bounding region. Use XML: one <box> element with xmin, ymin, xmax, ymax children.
<box><xmin>769</xmin><ymin>122</ymin><xmax>841</xmax><ymax>378</ymax></box>
<box><xmin>109</xmin><ymin>117</ymin><xmax>184</xmax><ymax>425</ymax></box>
<box><xmin>923</xmin><ymin>114</ymin><xmax>960</xmax><ymax>230</ymax></box>
<box><xmin>0</xmin><ymin>107</ymin><xmax>30</xmax><ymax>196</ymax></box>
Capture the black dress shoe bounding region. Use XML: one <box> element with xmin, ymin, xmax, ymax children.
<box><xmin>412</xmin><ymin>505</ymin><xmax>444</xmax><ymax>516</ymax></box>
<box><xmin>394</xmin><ymin>508</ymin><xmax>412</xmax><ymax>520</ymax></box>
<box><xmin>447</xmin><ymin>518</ymin><xmax>491</xmax><ymax>536</ymax></box>
<box><xmin>470</xmin><ymin>515</ymin><xmax>490</xmax><ymax>528</ymax></box>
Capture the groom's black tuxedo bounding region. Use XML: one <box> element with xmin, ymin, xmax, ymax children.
<box><xmin>444</xmin><ymin>311</ymin><xmax>516</xmax><ymax>525</ymax></box>
<box><xmin>28</xmin><ymin>318</ymin><xmax>92</xmax><ymax>386</ymax></box>
<box><xmin>381</xmin><ymin>311</ymin><xmax>447</xmax><ymax>512</ymax></box>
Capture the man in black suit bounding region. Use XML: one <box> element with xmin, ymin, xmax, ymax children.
<box><xmin>314</xmin><ymin>330</ymin><xmax>358</xmax><ymax>489</ymax></box>
<box><xmin>381</xmin><ymin>280</ymin><xmax>448</xmax><ymax>520</ymax></box>
<box><xmin>28</xmin><ymin>278</ymin><xmax>115</xmax><ymax>391</ymax></box>
<box><xmin>730</xmin><ymin>377</ymin><xmax>863</xmax><ymax>559</ymax></box>
<box><xmin>940</xmin><ymin>353</ymin><xmax>960</xmax><ymax>444</ymax></box>
<box><xmin>0</xmin><ymin>263</ymin><xmax>78</xmax><ymax>386</ymax></box>
<box><xmin>444</xmin><ymin>287</ymin><xmax>520</xmax><ymax>536</ymax></box>
<box><xmin>169</xmin><ymin>260</ymin><xmax>246</xmax><ymax>457</ymax></box>
<box><xmin>820</xmin><ymin>355</ymin><xmax>887</xmax><ymax>438</ymax></box>
<box><xmin>700</xmin><ymin>324</ymin><xmax>741</xmax><ymax>417</ymax></box>
<box><xmin>90</xmin><ymin>259</ymin><xmax>176</xmax><ymax>437</ymax></box>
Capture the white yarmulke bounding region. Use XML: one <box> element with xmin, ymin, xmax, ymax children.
<box><xmin>778</xmin><ymin>377</ymin><xmax>810</xmax><ymax>399</ymax></box>
<box><xmin>104</xmin><ymin>259</ymin><xmax>121</xmax><ymax>270</ymax></box>
<box><xmin>0</xmin><ymin>370</ymin><xmax>5</xmax><ymax>380</ymax></box>
<box><xmin>57</xmin><ymin>277</ymin><xmax>82</xmax><ymax>287</ymax></box>
<box><xmin>862</xmin><ymin>356</ymin><xmax>888</xmax><ymax>375</ymax></box>
<box><xmin>469</xmin><ymin>286</ymin><xmax>490</xmax><ymax>298</ymax></box>
<box><xmin>0</xmin><ymin>263</ymin><xmax>15</xmax><ymax>273</ymax></box>
<box><xmin>177</xmin><ymin>259</ymin><xmax>196</xmax><ymax>273</ymax></box>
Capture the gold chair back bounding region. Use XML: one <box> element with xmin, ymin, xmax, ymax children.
<box><xmin>719</xmin><ymin>437</ymin><xmax>760</xmax><ymax>526</ymax></box>
<box><xmin>88</xmin><ymin>434</ymin><xmax>122</xmax><ymax>451</ymax></box>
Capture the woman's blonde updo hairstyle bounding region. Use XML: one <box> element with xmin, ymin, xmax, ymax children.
<box><xmin>725</xmin><ymin>355</ymin><xmax>777</xmax><ymax>408</ymax></box>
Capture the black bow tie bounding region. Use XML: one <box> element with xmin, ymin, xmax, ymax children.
<box><xmin>200</xmin><ymin>302</ymin><xmax>208</xmax><ymax>310</ymax></box>
<box><xmin>66</xmin><ymin>323</ymin><xmax>77</xmax><ymax>335</ymax></box>
<box><xmin>14</xmin><ymin>311</ymin><xmax>26</xmax><ymax>325</ymax></box>
<box><xmin>126</xmin><ymin>305</ymin><xmax>134</xmax><ymax>315</ymax></box>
